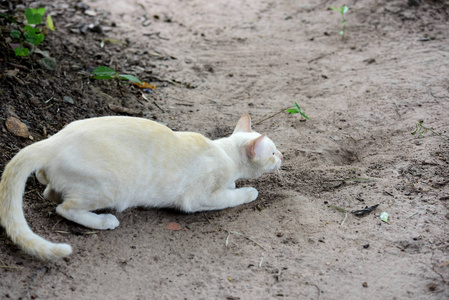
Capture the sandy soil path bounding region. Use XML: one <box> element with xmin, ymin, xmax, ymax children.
<box><xmin>1</xmin><ymin>0</ymin><xmax>448</xmax><ymax>299</ymax></box>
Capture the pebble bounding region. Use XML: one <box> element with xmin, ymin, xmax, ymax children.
<box><xmin>63</xmin><ymin>96</ymin><xmax>75</xmax><ymax>104</ymax></box>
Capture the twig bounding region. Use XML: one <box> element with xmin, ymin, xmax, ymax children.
<box><xmin>51</xmin><ymin>218</ymin><xmax>62</xmax><ymax>230</ymax></box>
<box><xmin>0</xmin><ymin>259</ymin><xmax>23</xmax><ymax>270</ymax></box>
<box><xmin>153</xmin><ymin>101</ymin><xmax>165</xmax><ymax>113</ymax></box>
<box><xmin>221</xmin><ymin>107</ymin><xmax>290</xmax><ymax>137</ymax></box>
<box><xmin>259</xmin><ymin>253</ymin><xmax>264</xmax><ymax>267</ymax></box>
<box><xmin>251</xmin><ymin>107</ymin><xmax>290</xmax><ymax>127</ymax></box>
<box><xmin>276</xmin><ymin>268</ymin><xmax>282</xmax><ymax>282</ymax></box>
<box><xmin>340</xmin><ymin>211</ymin><xmax>348</xmax><ymax>226</ymax></box>
<box><xmin>305</xmin><ymin>282</ymin><xmax>321</xmax><ymax>300</ymax></box>
<box><xmin>225</xmin><ymin>231</ymin><xmax>231</xmax><ymax>247</ymax></box>
<box><xmin>205</xmin><ymin>215</ymin><xmax>266</xmax><ymax>250</ymax></box>
<box><xmin>328</xmin><ymin>205</ymin><xmax>348</xmax><ymax>226</ymax></box>
<box><xmin>308</xmin><ymin>54</ymin><xmax>326</xmax><ymax>64</ymax></box>
<box><xmin>226</xmin><ymin>230</ymin><xmax>266</xmax><ymax>251</ymax></box>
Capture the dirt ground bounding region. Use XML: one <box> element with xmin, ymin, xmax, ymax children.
<box><xmin>1</xmin><ymin>0</ymin><xmax>448</xmax><ymax>299</ymax></box>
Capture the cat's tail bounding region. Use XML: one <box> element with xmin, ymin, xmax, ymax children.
<box><xmin>0</xmin><ymin>144</ymin><xmax>72</xmax><ymax>260</ymax></box>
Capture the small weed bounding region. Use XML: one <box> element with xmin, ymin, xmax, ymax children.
<box><xmin>411</xmin><ymin>120</ymin><xmax>429</xmax><ymax>138</ymax></box>
<box><xmin>330</xmin><ymin>5</ymin><xmax>349</xmax><ymax>40</ymax></box>
<box><xmin>10</xmin><ymin>7</ymin><xmax>55</xmax><ymax>56</ymax></box>
<box><xmin>286</xmin><ymin>102</ymin><xmax>309</xmax><ymax>120</ymax></box>
<box><xmin>412</xmin><ymin>120</ymin><xmax>449</xmax><ymax>143</ymax></box>
<box><xmin>92</xmin><ymin>66</ymin><xmax>142</xmax><ymax>84</ymax></box>
<box><xmin>92</xmin><ymin>65</ymin><xmax>142</xmax><ymax>97</ymax></box>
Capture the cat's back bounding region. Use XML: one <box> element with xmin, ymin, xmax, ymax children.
<box><xmin>63</xmin><ymin>116</ymin><xmax>170</xmax><ymax>135</ymax></box>
<box><xmin>49</xmin><ymin>116</ymin><xmax>171</xmax><ymax>145</ymax></box>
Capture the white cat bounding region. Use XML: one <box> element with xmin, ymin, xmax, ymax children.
<box><xmin>0</xmin><ymin>114</ymin><xmax>282</xmax><ymax>260</ymax></box>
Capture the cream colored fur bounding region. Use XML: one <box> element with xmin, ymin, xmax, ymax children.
<box><xmin>0</xmin><ymin>114</ymin><xmax>282</xmax><ymax>260</ymax></box>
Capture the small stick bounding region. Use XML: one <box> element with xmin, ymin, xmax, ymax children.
<box><xmin>252</xmin><ymin>107</ymin><xmax>290</xmax><ymax>127</ymax></box>
<box><xmin>221</xmin><ymin>107</ymin><xmax>290</xmax><ymax>137</ymax></box>
<box><xmin>227</xmin><ymin>230</ymin><xmax>266</xmax><ymax>251</ymax></box>
<box><xmin>0</xmin><ymin>259</ymin><xmax>23</xmax><ymax>270</ymax></box>
<box><xmin>51</xmin><ymin>218</ymin><xmax>62</xmax><ymax>230</ymax></box>
<box><xmin>259</xmin><ymin>253</ymin><xmax>264</xmax><ymax>267</ymax></box>
<box><xmin>306</xmin><ymin>282</ymin><xmax>321</xmax><ymax>300</ymax></box>
<box><xmin>276</xmin><ymin>268</ymin><xmax>282</xmax><ymax>282</ymax></box>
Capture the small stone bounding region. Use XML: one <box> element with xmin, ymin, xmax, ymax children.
<box><xmin>84</xmin><ymin>9</ymin><xmax>97</xmax><ymax>16</ymax></box>
<box><xmin>363</xmin><ymin>58</ymin><xmax>376</xmax><ymax>64</ymax></box>
<box><xmin>63</xmin><ymin>96</ymin><xmax>75</xmax><ymax>104</ymax></box>
<box><xmin>363</xmin><ymin>244</ymin><xmax>370</xmax><ymax>249</ymax></box>
<box><xmin>29</xmin><ymin>96</ymin><xmax>40</xmax><ymax>106</ymax></box>
<box><xmin>362</xmin><ymin>282</ymin><xmax>368</xmax><ymax>287</ymax></box>
<box><xmin>5</xmin><ymin>116</ymin><xmax>29</xmax><ymax>138</ymax></box>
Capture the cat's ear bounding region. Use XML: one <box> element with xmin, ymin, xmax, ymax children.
<box><xmin>245</xmin><ymin>134</ymin><xmax>266</xmax><ymax>159</ymax></box>
<box><xmin>233</xmin><ymin>114</ymin><xmax>252</xmax><ymax>134</ymax></box>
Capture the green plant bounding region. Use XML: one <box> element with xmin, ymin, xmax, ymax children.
<box><xmin>412</xmin><ymin>120</ymin><xmax>449</xmax><ymax>142</ymax></box>
<box><xmin>411</xmin><ymin>120</ymin><xmax>429</xmax><ymax>138</ymax></box>
<box><xmin>10</xmin><ymin>7</ymin><xmax>55</xmax><ymax>56</ymax></box>
<box><xmin>92</xmin><ymin>65</ymin><xmax>143</xmax><ymax>96</ymax></box>
<box><xmin>92</xmin><ymin>66</ymin><xmax>142</xmax><ymax>84</ymax></box>
<box><xmin>286</xmin><ymin>102</ymin><xmax>309</xmax><ymax>120</ymax></box>
<box><xmin>330</xmin><ymin>5</ymin><xmax>349</xmax><ymax>40</ymax></box>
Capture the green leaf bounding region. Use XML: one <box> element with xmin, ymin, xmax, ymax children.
<box><xmin>24</xmin><ymin>25</ymin><xmax>44</xmax><ymax>45</ymax></box>
<box><xmin>380</xmin><ymin>212</ymin><xmax>389</xmax><ymax>223</ymax></box>
<box><xmin>25</xmin><ymin>7</ymin><xmax>46</xmax><ymax>25</ymax></box>
<box><xmin>300</xmin><ymin>110</ymin><xmax>310</xmax><ymax>120</ymax></box>
<box><xmin>92</xmin><ymin>66</ymin><xmax>117</xmax><ymax>77</ymax></box>
<box><xmin>329</xmin><ymin>7</ymin><xmax>339</xmax><ymax>12</ymax></box>
<box><xmin>10</xmin><ymin>30</ymin><xmax>21</xmax><ymax>39</ymax></box>
<box><xmin>14</xmin><ymin>47</ymin><xmax>29</xmax><ymax>56</ymax></box>
<box><xmin>287</xmin><ymin>102</ymin><xmax>300</xmax><ymax>114</ymax></box>
<box><xmin>119</xmin><ymin>74</ymin><xmax>142</xmax><ymax>84</ymax></box>
<box><xmin>46</xmin><ymin>15</ymin><xmax>55</xmax><ymax>31</ymax></box>
<box><xmin>93</xmin><ymin>75</ymin><xmax>115</xmax><ymax>80</ymax></box>
<box><xmin>342</xmin><ymin>6</ymin><xmax>349</xmax><ymax>14</ymax></box>
<box><xmin>286</xmin><ymin>102</ymin><xmax>309</xmax><ymax>119</ymax></box>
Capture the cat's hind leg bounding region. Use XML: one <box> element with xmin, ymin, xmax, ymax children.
<box><xmin>36</xmin><ymin>170</ymin><xmax>62</xmax><ymax>203</ymax></box>
<box><xmin>189</xmin><ymin>187</ymin><xmax>258</xmax><ymax>212</ymax></box>
<box><xmin>56</xmin><ymin>197</ymin><xmax>119</xmax><ymax>230</ymax></box>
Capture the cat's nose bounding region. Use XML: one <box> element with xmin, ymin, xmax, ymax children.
<box><xmin>278</xmin><ymin>153</ymin><xmax>283</xmax><ymax>160</ymax></box>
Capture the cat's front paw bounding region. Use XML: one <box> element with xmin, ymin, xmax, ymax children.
<box><xmin>243</xmin><ymin>187</ymin><xmax>258</xmax><ymax>203</ymax></box>
<box><xmin>100</xmin><ymin>214</ymin><xmax>120</xmax><ymax>230</ymax></box>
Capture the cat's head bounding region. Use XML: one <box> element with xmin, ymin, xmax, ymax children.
<box><xmin>232</xmin><ymin>114</ymin><xmax>283</xmax><ymax>178</ymax></box>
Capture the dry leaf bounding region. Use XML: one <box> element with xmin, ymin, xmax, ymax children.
<box><xmin>132</xmin><ymin>81</ymin><xmax>156</xmax><ymax>89</ymax></box>
<box><xmin>5</xmin><ymin>116</ymin><xmax>29</xmax><ymax>138</ymax></box>
<box><xmin>5</xmin><ymin>69</ymin><xmax>20</xmax><ymax>78</ymax></box>
<box><xmin>165</xmin><ymin>222</ymin><xmax>186</xmax><ymax>231</ymax></box>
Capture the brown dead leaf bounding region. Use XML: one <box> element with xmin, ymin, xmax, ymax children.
<box><xmin>5</xmin><ymin>116</ymin><xmax>29</xmax><ymax>138</ymax></box>
<box><xmin>165</xmin><ymin>222</ymin><xmax>186</xmax><ymax>231</ymax></box>
<box><xmin>5</xmin><ymin>69</ymin><xmax>20</xmax><ymax>78</ymax></box>
<box><xmin>132</xmin><ymin>81</ymin><xmax>156</xmax><ymax>89</ymax></box>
